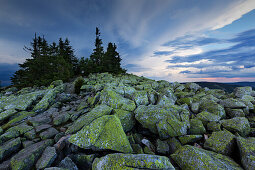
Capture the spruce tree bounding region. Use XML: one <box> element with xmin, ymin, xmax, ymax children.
<box><xmin>90</xmin><ymin>27</ymin><xmax>104</xmax><ymax>73</ymax></box>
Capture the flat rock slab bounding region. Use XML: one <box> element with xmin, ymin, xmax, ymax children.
<box><xmin>92</xmin><ymin>153</ymin><xmax>175</xmax><ymax>169</ymax></box>
<box><xmin>68</xmin><ymin>115</ymin><xmax>133</xmax><ymax>153</ymax></box>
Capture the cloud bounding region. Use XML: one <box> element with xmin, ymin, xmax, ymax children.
<box><xmin>165</xmin><ymin>28</ymin><xmax>255</xmax><ymax>79</ymax></box>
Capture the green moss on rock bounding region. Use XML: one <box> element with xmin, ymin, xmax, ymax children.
<box><xmin>221</xmin><ymin>117</ymin><xmax>250</xmax><ymax>137</ymax></box>
<box><xmin>204</xmin><ymin>130</ymin><xmax>235</xmax><ymax>155</ymax></box>
<box><xmin>171</xmin><ymin>145</ymin><xmax>242</xmax><ymax>170</ymax></box>
<box><xmin>68</xmin><ymin>115</ymin><xmax>133</xmax><ymax>153</ymax></box>
<box><xmin>66</xmin><ymin>104</ymin><xmax>112</xmax><ymax>134</ymax></box>
<box><xmin>92</xmin><ymin>153</ymin><xmax>175</xmax><ymax>169</ymax></box>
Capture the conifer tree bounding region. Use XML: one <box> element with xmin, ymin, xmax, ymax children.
<box><xmin>90</xmin><ymin>27</ymin><xmax>104</xmax><ymax>73</ymax></box>
<box><xmin>11</xmin><ymin>34</ymin><xmax>77</xmax><ymax>88</ymax></box>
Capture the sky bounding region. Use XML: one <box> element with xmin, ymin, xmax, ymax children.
<box><xmin>1</xmin><ymin>0</ymin><xmax>255</xmax><ymax>86</ymax></box>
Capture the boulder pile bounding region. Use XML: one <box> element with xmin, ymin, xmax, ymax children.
<box><xmin>0</xmin><ymin>73</ymin><xmax>255</xmax><ymax>169</ymax></box>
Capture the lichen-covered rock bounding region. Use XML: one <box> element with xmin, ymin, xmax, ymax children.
<box><xmin>68</xmin><ymin>115</ymin><xmax>133</xmax><ymax>153</ymax></box>
<box><xmin>220</xmin><ymin>98</ymin><xmax>246</xmax><ymax>109</ymax></box>
<box><xmin>196</xmin><ymin>111</ymin><xmax>221</xmax><ymax>125</ymax></box>
<box><xmin>225</xmin><ymin>108</ymin><xmax>245</xmax><ymax>118</ymax></box>
<box><xmin>0</xmin><ymin>90</ymin><xmax>45</xmax><ymax>111</ymax></box>
<box><xmin>189</xmin><ymin>119</ymin><xmax>206</xmax><ymax>135</ymax></box>
<box><xmin>157</xmin><ymin>118</ymin><xmax>188</xmax><ymax>139</ymax></box>
<box><xmin>191</xmin><ymin>102</ymin><xmax>200</xmax><ymax>113</ymax></box>
<box><xmin>221</xmin><ymin>117</ymin><xmax>250</xmax><ymax>137</ymax></box>
<box><xmin>3</xmin><ymin>111</ymin><xmax>37</xmax><ymax>129</ymax></box>
<box><xmin>24</xmin><ymin>129</ymin><xmax>36</xmax><ymax>140</ymax></box>
<box><xmin>36</xmin><ymin>146</ymin><xmax>57</xmax><ymax>169</ymax></box>
<box><xmin>113</xmin><ymin>109</ymin><xmax>135</xmax><ymax>132</ymax></box>
<box><xmin>10</xmin><ymin>139</ymin><xmax>53</xmax><ymax>170</ymax></box>
<box><xmin>204</xmin><ymin>130</ymin><xmax>235</xmax><ymax>155</ymax></box>
<box><xmin>0</xmin><ymin>137</ymin><xmax>21</xmax><ymax>162</ymax></box>
<box><xmin>199</xmin><ymin>101</ymin><xmax>225</xmax><ymax>118</ymax></box>
<box><xmin>92</xmin><ymin>153</ymin><xmax>175</xmax><ymax>169</ymax></box>
<box><xmin>159</xmin><ymin>87</ymin><xmax>177</xmax><ymax>102</ymax></box>
<box><xmin>100</xmin><ymin>90</ymin><xmax>136</xmax><ymax>111</ymax></box>
<box><xmin>185</xmin><ymin>82</ymin><xmax>201</xmax><ymax>92</ymax></box>
<box><xmin>171</xmin><ymin>145</ymin><xmax>242</xmax><ymax>170</ymax></box>
<box><xmin>53</xmin><ymin>113</ymin><xmax>70</xmax><ymax>126</ymax></box>
<box><xmin>207</xmin><ymin>121</ymin><xmax>222</xmax><ymax>132</ymax></box>
<box><xmin>0</xmin><ymin>109</ymin><xmax>17</xmax><ymax>122</ymax></box>
<box><xmin>178</xmin><ymin>135</ymin><xmax>203</xmax><ymax>144</ymax></box>
<box><xmin>132</xmin><ymin>90</ymin><xmax>149</xmax><ymax>105</ymax></box>
<box><xmin>234</xmin><ymin>86</ymin><xmax>253</xmax><ymax>98</ymax></box>
<box><xmin>135</xmin><ymin>105</ymin><xmax>189</xmax><ymax>135</ymax></box>
<box><xmin>157</xmin><ymin>95</ymin><xmax>176</xmax><ymax>106</ymax></box>
<box><xmin>0</xmin><ymin>127</ymin><xmax>20</xmax><ymax>145</ymax></box>
<box><xmin>34</xmin><ymin>85</ymin><xmax>64</xmax><ymax>113</ymax></box>
<box><xmin>66</xmin><ymin>104</ymin><xmax>113</xmax><ymax>134</ymax></box>
<box><xmin>236</xmin><ymin>137</ymin><xmax>255</xmax><ymax>170</ymax></box>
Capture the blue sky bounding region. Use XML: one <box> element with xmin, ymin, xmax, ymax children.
<box><xmin>1</xmin><ymin>0</ymin><xmax>255</xmax><ymax>86</ymax></box>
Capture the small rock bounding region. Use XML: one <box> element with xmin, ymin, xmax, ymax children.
<box><xmin>58</xmin><ymin>157</ymin><xmax>78</xmax><ymax>170</ymax></box>
<box><xmin>156</xmin><ymin>139</ymin><xmax>169</xmax><ymax>155</ymax></box>
<box><xmin>35</xmin><ymin>124</ymin><xmax>52</xmax><ymax>133</ymax></box>
<box><xmin>178</xmin><ymin>135</ymin><xmax>203</xmax><ymax>145</ymax></box>
<box><xmin>22</xmin><ymin>140</ymin><xmax>34</xmax><ymax>148</ymax></box>
<box><xmin>39</xmin><ymin>127</ymin><xmax>59</xmax><ymax>140</ymax></box>
<box><xmin>69</xmin><ymin>154</ymin><xmax>96</xmax><ymax>169</ymax></box>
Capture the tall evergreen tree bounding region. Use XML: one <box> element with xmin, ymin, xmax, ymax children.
<box><xmin>90</xmin><ymin>27</ymin><xmax>104</xmax><ymax>73</ymax></box>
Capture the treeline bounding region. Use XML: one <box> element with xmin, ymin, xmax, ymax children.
<box><xmin>11</xmin><ymin>28</ymin><xmax>126</xmax><ymax>88</ymax></box>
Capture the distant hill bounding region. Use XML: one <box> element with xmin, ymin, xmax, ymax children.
<box><xmin>195</xmin><ymin>82</ymin><xmax>255</xmax><ymax>93</ymax></box>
